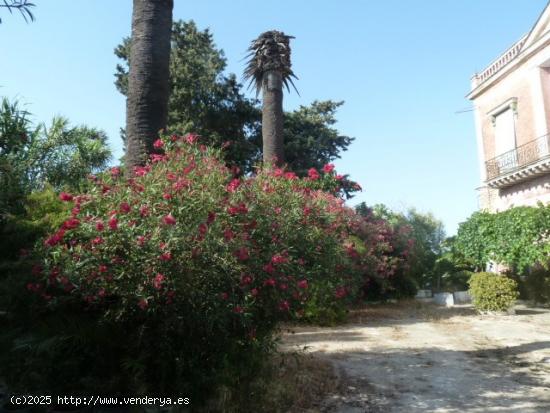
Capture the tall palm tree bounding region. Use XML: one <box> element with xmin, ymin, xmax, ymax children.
<box><xmin>244</xmin><ymin>30</ymin><xmax>297</xmax><ymax>166</ymax></box>
<box><xmin>126</xmin><ymin>0</ymin><xmax>173</xmax><ymax>171</ymax></box>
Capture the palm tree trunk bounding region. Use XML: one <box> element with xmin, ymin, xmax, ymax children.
<box><xmin>126</xmin><ymin>0</ymin><xmax>173</xmax><ymax>171</ymax></box>
<box><xmin>262</xmin><ymin>70</ymin><xmax>284</xmax><ymax>165</ymax></box>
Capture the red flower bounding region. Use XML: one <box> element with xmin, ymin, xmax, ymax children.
<box><xmin>323</xmin><ymin>163</ymin><xmax>335</xmax><ymax>173</ymax></box>
<box><xmin>233</xmin><ymin>247</ymin><xmax>249</xmax><ymax>261</ymax></box>
<box><xmin>271</xmin><ymin>254</ymin><xmax>288</xmax><ymax>265</ymax></box>
<box><xmin>163</xmin><ymin>213</ymin><xmax>176</xmax><ymax>226</ymax></box>
<box><xmin>120</xmin><ymin>202</ymin><xmax>131</xmax><ymax>213</ymax></box>
<box><xmin>153</xmin><ymin>273</ymin><xmax>165</xmax><ymax>290</ymax></box>
<box><xmin>159</xmin><ymin>252</ymin><xmax>172</xmax><ymax>261</ymax></box>
<box><xmin>163</xmin><ymin>193</ymin><xmax>172</xmax><ymax>200</ymax></box>
<box><xmin>59</xmin><ymin>192</ymin><xmax>73</xmax><ymax>202</ymax></box>
<box><xmin>166</xmin><ymin>172</ymin><xmax>177</xmax><ymax>181</ymax></box>
<box><xmin>207</xmin><ymin>211</ymin><xmax>216</xmax><ymax>225</ymax></box>
<box><xmin>226</xmin><ymin>178</ymin><xmax>240</xmax><ymax>193</ymax></box>
<box><xmin>263</xmin><ymin>263</ymin><xmax>275</xmax><ymax>274</ymax></box>
<box><xmin>335</xmin><ymin>287</ymin><xmax>347</xmax><ymax>299</ymax></box>
<box><xmin>137</xmin><ymin>235</ymin><xmax>146</xmax><ymax>246</ymax></box>
<box><xmin>308</xmin><ymin>168</ymin><xmax>320</xmax><ymax>180</ymax></box>
<box><xmin>240</xmin><ymin>274</ymin><xmax>253</xmax><ymax>286</ymax></box>
<box><xmin>284</xmin><ymin>172</ymin><xmax>297</xmax><ymax>180</ymax></box>
<box><xmin>335</xmin><ymin>174</ymin><xmax>344</xmax><ymax>181</ymax></box>
<box><xmin>110</xmin><ymin>166</ymin><xmax>121</xmax><ymax>177</ymax></box>
<box><xmin>63</xmin><ymin>217</ymin><xmax>80</xmax><ymax>230</ymax></box>
<box><xmin>274</xmin><ymin>168</ymin><xmax>284</xmax><ymax>177</ymax></box>
<box><xmin>99</xmin><ymin>264</ymin><xmax>108</xmax><ymax>273</ymax></box>
<box><xmin>185</xmin><ymin>133</ymin><xmax>199</xmax><ymax>144</ymax></box>
<box><xmin>278</xmin><ymin>300</ymin><xmax>290</xmax><ymax>311</ymax></box>
<box><xmin>138</xmin><ymin>298</ymin><xmax>148</xmax><ymax>310</ymax></box>
<box><xmin>92</xmin><ymin>236</ymin><xmax>104</xmax><ymax>245</ymax></box>
<box><xmin>250</xmin><ymin>288</ymin><xmax>259</xmax><ymax>297</ymax></box>
<box><xmin>153</xmin><ymin>138</ymin><xmax>164</xmax><ymax>149</ymax></box>
<box><xmin>233</xmin><ymin>306</ymin><xmax>244</xmax><ymax>314</ymax></box>
<box><xmin>133</xmin><ymin>165</ymin><xmax>150</xmax><ymax>177</ymax></box>
<box><xmin>198</xmin><ymin>223</ymin><xmax>208</xmax><ymax>236</ymax></box>
<box><xmin>139</xmin><ymin>205</ymin><xmax>150</xmax><ymax>217</ymax></box>
<box><xmin>263</xmin><ymin>278</ymin><xmax>276</xmax><ymax>287</ymax></box>
<box><xmin>223</xmin><ymin>228</ymin><xmax>234</xmax><ymax>241</ymax></box>
<box><xmin>297</xmin><ymin>280</ymin><xmax>308</xmax><ymax>289</ymax></box>
<box><xmin>108</xmin><ymin>217</ymin><xmax>118</xmax><ymax>230</ymax></box>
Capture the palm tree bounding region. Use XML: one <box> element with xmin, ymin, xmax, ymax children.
<box><xmin>126</xmin><ymin>0</ymin><xmax>173</xmax><ymax>171</ymax></box>
<box><xmin>244</xmin><ymin>30</ymin><xmax>297</xmax><ymax>166</ymax></box>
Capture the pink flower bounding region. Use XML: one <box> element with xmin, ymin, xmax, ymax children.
<box><xmin>226</xmin><ymin>178</ymin><xmax>240</xmax><ymax>193</ymax></box>
<box><xmin>138</xmin><ymin>298</ymin><xmax>148</xmax><ymax>310</ymax></box>
<box><xmin>271</xmin><ymin>254</ymin><xmax>288</xmax><ymax>265</ymax></box>
<box><xmin>263</xmin><ymin>263</ymin><xmax>275</xmax><ymax>274</ymax></box>
<box><xmin>308</xmin><ymin>168</ymin><xmax>320</xmax><ymax>180</ymax></box>
<box><xmin>120</xmin><ymin>202</ymin><xmax>131</xmax><ymax>213</ymax></box>
<box><xmin>284</xmin><ymin>172</ymin><xmax>297</xmax><ymax>180</ymax></box>
<box><xmin>153</xmin><ymin>273</ymin><xmax>165</xmax><ymax>290</ymax></box>
<box><xmin>166</xmin><ymin>172</ymin><xmax>177</xmax><ymax>181</ymax></box>
<box><xmin>233</xmin><ymin>247</ymin><xmax>250</xmax><ymax>261</ymax></box>
<box><xmin>250</xmin><ymin>288</ymin><xmax>259</xmax><ymax>297</ymax></box>
<box><xmin>335</xmin><ymin>174</ymin><xmax>344</xmax><ymax>181</ymax></box>
<box><xmin>240</xmin><ymin>274</ymin><xmax>253</xmax><ymax>286</ymax></box>
<box><xmin>133</xmin><ymin>165</ymin><xmax>150</xmax><ymax>177</ymax></box>
<box><xmin>278</xmin><ymin>300</ymin><xmax>290</xmax><ymax>311</ymax></box>
<box><xmin>92</xmin><ymin>236</ymin><xmax>104</xmax><ymax>245</ymax></box>
<box><xmin>139</xmin><ymin>205</ymin><xmax>150</xmax><ymax>217</ymax></box>
<box><xmin>163</xmin><ymin>193</ymin><xmax>172</xmax><ymax>200</ymax></box>
<box><xmin>297</xmin><ymin>280</ymin><xmax>308</xmax><ymax>289</ymax></box>
<box><xmin>159</xmin><ymin>252</ymin><xmax>172</xmax><ymax>261</ymax></box>
<box><xmin>110</xmin><ymin>167</ymin><xmax>121</xmax><ymax>178</ymax></box>
<box><xmin>59</xmin><ymin>192</ymin><xmax>73</xmax><ymax>202</ymax></box>
<box><xmin>185</xmin><ymin>133</ymin><xmax>199</xmax><ymax>144</ymax></box>
<box><xmin>98</xmin><ymin>264</ymin><xmax>108</xmax><ymax>273</ymax></box>
<box><xmin>224</xmin><ymin>228</ymin><xmax>234</xmax><ymax>241</ymax></box>
<box><xmin>263</xmin><ymin>278</ymin><xmax>276</xmax><ymax>287</ymax></box>
<box><xmin>323</xmin><ymin>163</ymin><xmax>335</xmax><ymax>173</ymax></box>
<box><xmin>233</xmin><ymin>306</ymin><xmax>244</xmax><ymax>314</ymax></box>
<box><xmin>163</xmin><ymin>214</ymin><xmax>176</xmax><ymax>226</ymax></box>
<box><xmin>153</xmin><ymin>138</ymin><xmax>164</xmax><ymax>149</ymax></box>
<box><xmin>335</xmin><ymin>287</ymin><xmax>347</xmax><ymax>299</ymax></box>
<box><xmin>63</xmin><ymin>217</ymin><xmax>80</xmax><ymax>230</ymax></box>
<box><xmin>108</xmin><ymin>217</ymin><xmax>118</xmax><ymax>230</ymax></box>
<box><xmin>137</xmin><ymin>235</ymin><xmax>146</xmax><ymax>246</ymax></box>
<box><xmin>207</xmin><ymin>211</ymin><xmax>216</xmax><ymax>225</ymax></box>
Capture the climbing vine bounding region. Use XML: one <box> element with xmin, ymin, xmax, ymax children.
<box><xmin>455</xmin><ymin>204</ymin><xmax>550</xmax><ymax>272</ymax></box>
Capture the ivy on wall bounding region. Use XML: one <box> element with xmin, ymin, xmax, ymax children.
<box><xmin>455</xmin><ymin>203</ymin><xmax>550</xmax><ymax>273</ymax></box>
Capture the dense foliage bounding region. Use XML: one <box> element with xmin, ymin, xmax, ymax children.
<box><xmin>455</xmin><ymin>205</ymin><xmax>550</xmax><ymax>272</ymax></box>
<box><xmin>468</xmin><ymin>272</ymin><xmax>519</xmax><ymax>312</ymax></box>
<box><xmin>2</xmin><ymin>134</ymin><xmax>383</xmax><ymax>402</ymax></box>
<box><xmin>0</xmin><ymin>98</ymin><xmax>111</xmax><ymax>261</ymax></box>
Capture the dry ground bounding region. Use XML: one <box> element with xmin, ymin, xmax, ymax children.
<box><xmin>281</xmin><ymin>301</ymin><xmax>550</xmax><ymax>413</ymax></box>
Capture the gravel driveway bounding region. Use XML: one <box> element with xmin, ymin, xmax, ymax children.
<box><xmin>281</xmin><ymin>302</ymin><xmax>550</xmax><ymax>413</ymax></box>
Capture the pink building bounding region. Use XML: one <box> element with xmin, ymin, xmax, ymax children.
<box><xmin>469</xmin><ymin>3</ymin><xmax>550</xmax><ymax>212</ymax></box>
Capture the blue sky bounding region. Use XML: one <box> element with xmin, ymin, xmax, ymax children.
<box><xmin>1</xmin><ymin>0</ymin><xmax>548</xmax><ymax>234</ymax></box>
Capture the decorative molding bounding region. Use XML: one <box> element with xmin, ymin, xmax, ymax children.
<box><xmin>488</xmin><ymin>97</ymin><xmax>517</xmax><ymax>126</ymax></box>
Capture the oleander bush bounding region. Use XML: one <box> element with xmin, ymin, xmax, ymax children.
<box><xmin>468</xmin><ymin>272</ymin><xmax>519</xmax><ymax>312</ymax></box>
<box><xmin>1</xmin><ymin>134</ymin><xmax>369</xmax><ymax>403</ymax></box>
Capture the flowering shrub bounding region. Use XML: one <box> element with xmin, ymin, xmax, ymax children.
<box><xmin>4</xmin><ymin>134</ymin><xmax>365</xmax><ymax>399</ymax></box>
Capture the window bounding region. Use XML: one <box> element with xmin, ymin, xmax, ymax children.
<box><xmin>489</xmin><ymin>98</ymin><xmax>517</xmax><ymax>171</ymax></box>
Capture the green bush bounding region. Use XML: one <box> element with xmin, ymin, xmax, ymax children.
<box><xmin>2</xmin><ymin>134</ymin><xmax>363</xmax><ymax>403</ymax></box>
<box><xmin>468</xmin><ymin>272</ymin><xmax>519</xmax><ymax>312</ymax></box>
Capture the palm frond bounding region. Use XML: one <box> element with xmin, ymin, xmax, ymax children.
<box><xmin>0</xmin><ymin>0</ymin><xmax>35</xmax><ymax>23</ymax></box>
<box><xmin>243</xmin><ymin>30</ymin><xmax>298</xmax><ymax>96</ymax></box>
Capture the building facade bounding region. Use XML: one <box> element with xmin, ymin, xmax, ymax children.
<box><xmin>468</xmin><ymin>3</ymin><xmax>550</xmax><ymax>212</ymax></box>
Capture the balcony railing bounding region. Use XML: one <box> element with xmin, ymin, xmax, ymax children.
<box><xmin>486</xmin><ymin>134</ymin><xmax>550</xmax><ymax>181</ymax></box>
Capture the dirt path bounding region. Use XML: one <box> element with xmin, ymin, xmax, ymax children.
<box><xmin>281</xmin><ymin>303</ymin><xmax>550</xmax><ymax>412</ymax></box>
